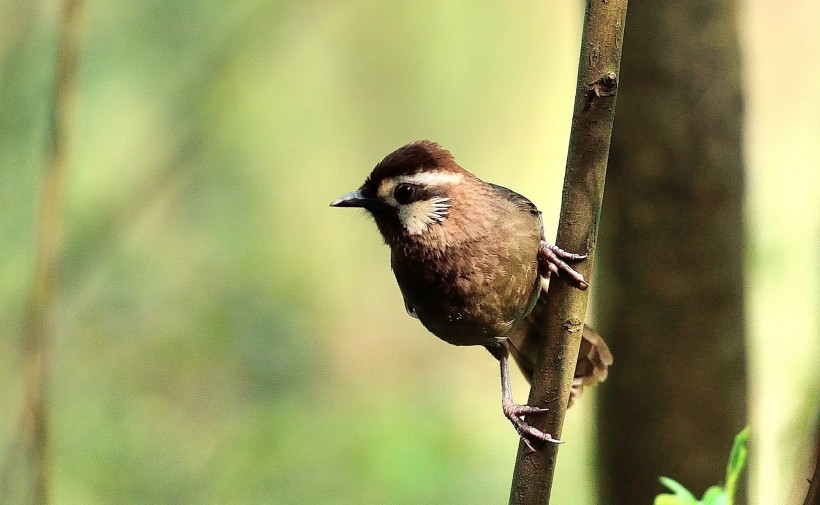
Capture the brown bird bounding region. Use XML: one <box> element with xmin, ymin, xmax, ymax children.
<box><xmin>331</xmin><ymin>141</ymin><xmax>611</xmax><ymax>449</ymax></box>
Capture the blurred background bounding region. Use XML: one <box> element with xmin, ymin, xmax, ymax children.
<box><xmin>1</xmin><ymin>1</ymin><xmax>818</xmax><ymax>504</ymax></box>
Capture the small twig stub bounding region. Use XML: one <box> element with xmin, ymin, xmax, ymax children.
<box><xmin>589</xmin><ymin>72</ymin><xmax>618</xmax><ymax>97</ymax></box>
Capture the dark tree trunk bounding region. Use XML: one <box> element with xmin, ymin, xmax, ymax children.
<box><xmin>596</xmin><ymin>2</ymin><xmax>748</xmax><ymax>504</ymax></box>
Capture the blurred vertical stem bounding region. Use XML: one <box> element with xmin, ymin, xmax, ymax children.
<box><xmin>23</xmin><ymin>0</ymin><xmax>83</xmax><ymax>503</ymax></box>
<box><xmin>805</xmin><ymin>423</ymin><xmax>820</xmax><ymax>505</ymax></box>
<box><xmin>508</xmin><ymin>1</ymin><xmax>627</xmax><ymax>504</ymax></box>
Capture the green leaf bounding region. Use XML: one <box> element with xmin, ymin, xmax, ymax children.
<box><xmin>700</xmin><ymin>485</ymin><xmax>727</xmax><ymax>505</ymax></box>
<box><xmin>724</xmin><ymin>426</ymin><xmax>750</xmax><ymax>504</ymax></box>
<box><xmin>654</xmin><ymin>495</ymin><xmax>692</xmax><ymax>505</ymax></box>
<box><xmin>654</xmin><ymin>428</ymin><xmax>750</xmax><ymax>505</ymax></box>
<box><xmin>656</xmin><ymin>476</ymin><xmax>698</xmax><ymax>504</ymax></box>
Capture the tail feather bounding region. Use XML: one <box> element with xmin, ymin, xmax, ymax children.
<box><xmin>507</xmin><ymin>285</ymin><xmax>612</xmax><ymax>407</ymax></box>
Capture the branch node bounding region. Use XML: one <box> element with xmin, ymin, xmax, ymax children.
<box><xmin>589</xmin><ymin>72</ymin><xmax>618</xmax><ymax>98</ymax></box>
<box><xmin>561</xmin><ymin>318</ymin><xmax>583</xmax><ymax>333</ymax></box>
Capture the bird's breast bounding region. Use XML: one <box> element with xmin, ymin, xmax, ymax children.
<box><xmin>391</xmin><ymin>234</ymin><xmax>541</xmax><ymax>347</ymax></box>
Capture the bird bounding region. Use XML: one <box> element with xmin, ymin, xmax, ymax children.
<box><xmin>330</xmin><ymin>140</ymin><xmax>612</xmax><ymax>449</ymax></box>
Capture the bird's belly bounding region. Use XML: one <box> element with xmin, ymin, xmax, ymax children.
<box><xmin>395</xmin><ymin>258</ymin><xmax>541</xmax><ymax>347</ymax></box>
<box><xmin>417</xmin><ymin>310</ymin><xmax>511</xmax><ymax>347</ymax></box>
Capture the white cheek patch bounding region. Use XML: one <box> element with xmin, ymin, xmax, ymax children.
<box><xmin>398</xmin><ymin>197</ymin><xmax>451</xmax><ymax>235</ymax></box>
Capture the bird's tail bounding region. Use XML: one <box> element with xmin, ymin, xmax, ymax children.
<box><xmin>507</xmin><ymin>285</ymin><xmax>612</xmax><ymax>408</ymax></box>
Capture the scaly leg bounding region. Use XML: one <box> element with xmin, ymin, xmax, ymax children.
<box><xmin>494</xmin><ymin>344</ymin><xmax>562</xmax><ymax>451</ymax></box>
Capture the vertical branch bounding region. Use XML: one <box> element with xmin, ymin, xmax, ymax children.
<box><xmin>23</xmin><ymin>0</ymin><xmax>83</xmax><ymax>503</ymax></box>
<box><xmin>508</xmin><ymin>1</ymin><xmax>627</xmax><ymax>504</ymax></box>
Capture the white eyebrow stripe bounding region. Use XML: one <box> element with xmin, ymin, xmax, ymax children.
<box><xmin>376</xmin><ymin>171</ymin><xmax>464</xmax><ymax>202</ymax></box>
<box><xmin>395</xmin><ymin>171</ymin><xmax>464</xmax><ymax>186</ymax></box>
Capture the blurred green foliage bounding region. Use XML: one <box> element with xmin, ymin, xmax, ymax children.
<box><xmin>654</xmin><ymin>428</ymin><xmax>749</xmax><ymax>505</ymax></box>
<box><xmin>1</xmin><ymin>1</ymin><xmax>818</xmax><ymax>504</ymax></box>
<box><xmin>2</xmin><ymin>2</ymin><xmax>591</xmax><ymax>504</ymax></box>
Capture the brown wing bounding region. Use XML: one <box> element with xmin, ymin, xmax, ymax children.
<box><xmin>488</xmin><ymin>183</ymin><xmax>545</xmax><ymax>236</ymax></box>
<box><xmin>507</xmin><ymin>281</ymin><xmax>613</xmax><ymax>407</ymax></box>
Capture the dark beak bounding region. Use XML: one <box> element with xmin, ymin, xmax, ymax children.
<box><xmin>330</xmin><ymin>189</ymin><xmax>370</xmax><ymax>208</ymax></box>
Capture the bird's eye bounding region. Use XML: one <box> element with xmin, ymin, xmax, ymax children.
<box><xmin>393</xmin><ymin>183</ymin><xmax>416</xmax><ymax>204</ymax></box>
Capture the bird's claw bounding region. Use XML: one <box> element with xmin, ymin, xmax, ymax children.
<box><xmin>538</xmin><ymin>242</ymin><xmax>589</xmax><ymax>290</ymax></box>
<box><xmin>502</xmin><ymin>399</ymin><xmax>562</xmax><ymax>451</ymax></box>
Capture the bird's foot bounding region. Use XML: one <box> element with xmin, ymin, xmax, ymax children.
<box><xmin>538</xmin><ymin>242</ymin><xmax>589</xmax><ymax>290</ymax></box>
<box><xmin>502</xmin><ymin>398</ymin><xmax>562</xmax><ymax>451</ymax></box>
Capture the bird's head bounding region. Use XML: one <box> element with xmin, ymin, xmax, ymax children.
<box><xmin>331</xmin><ymin>141</ymin><xmax>477</xmax><ymax>245</ymax></box>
